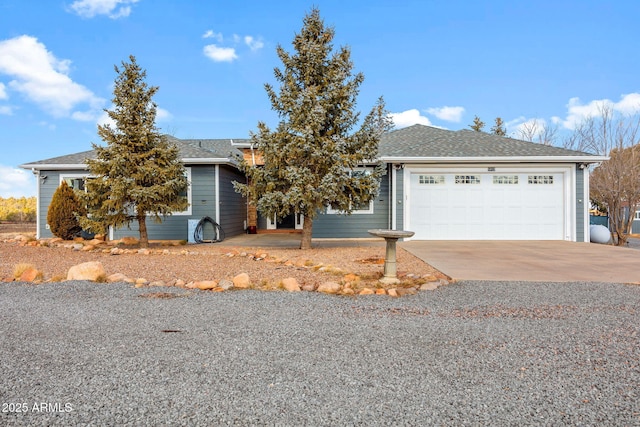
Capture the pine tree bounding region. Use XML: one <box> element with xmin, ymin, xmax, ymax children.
<box><xmin>234</xmin><ymin>8</ymin><xmax>392</xmax><ymax>250</ymax></box>
<box><xmin>80</xmin><ymin>56</ymin><xmax>188</xmax><ymax>247</ymax></box>
<box><xmin>469</xmin><ymin>115</ymin><xmax>485</xmax><ymax>132</ymax></box>
<box><xmin>47</xmin><ymin>182</ymin><xmax>87</xmax><ymax>240</ymax></box>
<box><xmin>491</xmin><ymin>117</ymin><xmax>507</xmax><ymax>136</ymax></box>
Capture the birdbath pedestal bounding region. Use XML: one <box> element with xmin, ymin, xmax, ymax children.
<box><xmin>368</xmin><ymin>229</ymin><xmax>415</xmax><ymax>284</ymax></box>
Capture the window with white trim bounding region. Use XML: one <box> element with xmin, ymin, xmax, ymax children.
<box><xmin>419</xmin><ymin>175</ymin><xmax>445</xmax><ymax>184</ymax></box>
<box><xmin>60</xmin><ymin>174</ymin><xmax>88</xmax><ymax>191</ymax></box>
<box><xmin>455</xmin><ymin>175</ymin><xmax>480</xmax><ymax>184</ymax></box>
<box><xmin>635</xmin><ymin>210</ymin><xmax>640</xmax><ymax>220</ymax></box>
<box><xmin>326</xmin><ymin>168</ymin><xmax>375</xmax><ymax>214</ymax></box>
<box><xmin>528</xmin><ymin>175</ymin><xmax>554</xmax><ymax>184</ymax></box>
<box><xmin>493</xmin><ymin>175</ymin><xmax>519</xmax><ymax>184</ymax></box>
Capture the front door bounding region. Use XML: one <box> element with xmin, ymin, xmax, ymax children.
<box><xmin>266</xmin><ymin>213</ymin><xmax>304</xmax><ymax>230</ymax></box>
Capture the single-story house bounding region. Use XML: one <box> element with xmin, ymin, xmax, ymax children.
<box><xmin>21</xmin><ymin>124</ymin><xmax>606</xmax><ymax>242</ymax></box>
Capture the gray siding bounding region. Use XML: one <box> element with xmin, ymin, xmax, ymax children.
<box><xmin>111</xmin><ymin>165</ymin><xmax>246</xmax><ymax>241</ymax></box>
<box><xmin>39</xmin><ymin>170</ymin><xmax>87</xmax><ymax>239</ymax></box>
<box><xmin>218</xmin><ymin>165</ymin><xmax>247</xmax><ymax>238</ymax></box>
<box><xmin>312</xmin><ymin>173</ymin><xmax>390</xmax><ymax>238</ymax></box>
<box><xmin>575</xmin><ymin>167</ymin><xmax>585</xmax><ymax>242</ymax></box>
<box><xmin>112</xmin><ymin>165</ymin><xmax>217</xmax><ymax>241</ymax></box>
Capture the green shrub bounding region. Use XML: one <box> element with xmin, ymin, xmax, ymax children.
<box><xmin>47</xmin><ymin>182</ymin><xmax>87</xmax><ymax>240</ymax></box>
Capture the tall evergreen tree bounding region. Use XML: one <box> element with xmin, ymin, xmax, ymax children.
<box><xmin>234</xmin><ymin>8</ymin><xmax>391</xmax><ymax>250</ymax></box>
<box><xmin>469</xmin><ymin>115</ymin><xmax>485</xmax><ymax>132</ymax></box>
<box><xmin>80</xmin><ymin>55</ymin><xmax>188</xmax><ymax>247</ymax></box>
<box><xmin>491</xmin><ymin>117</ymin><xmax>507</xmax><ymax>136</ymax></box>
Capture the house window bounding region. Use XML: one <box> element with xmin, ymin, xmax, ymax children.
<box><xmin>60</xmin><ymin>174</ymin><xmax>88</xmax><ymax>191</ymax></box>
<box><xmin>635</xmin><ymin>211</ymin><xmax>640</xmax><ymax>221</ymax></box>
<box><xmin>419</xmin><ymin>175</ymin><xmax>445</xmax><ymax>184</ymax></box>
<box><xmin>455</xmin><ymin>175</ymin><xmax>480</xmax><ymax>184</ymax></box>
<box><xmin>528</xmin><ymin>175</ymin><xmax>554</xmax><ymax>184</ymax></box>
<box><xmin>326</xmin><ymin>168</ymin><xmax>375</xmax><ymax>214</ymax></box>
<box><xmin>493</xmin><ymin>175</ymin><xmax>519</xmax><ymax>184</ymax></box>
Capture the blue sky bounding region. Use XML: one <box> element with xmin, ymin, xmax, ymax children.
<box><xmin>1</xmin><ymin>0</ymin><xmax>639</xmax><ymax>197</ymax></box>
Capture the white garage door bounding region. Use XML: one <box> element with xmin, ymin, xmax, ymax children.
<box><xmin>408</xmin><ymin>171</ymin><xmax>565</xmax><ymax>240</ymax></box>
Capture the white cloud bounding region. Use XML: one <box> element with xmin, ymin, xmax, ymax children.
<box><xmin>512</xmin><ymin>117</ymin><xmax>547</xmax><ymax>138</ymax></box>
<box><xmin>559</xmin><ymin>93</ymin><xmax>640</xmax><ymax>130</ymax></box>
<box><xmin>0</xmin><ymin>165</ymin><xmax>36</xmax><ymax>198</ymax></box>
<box><xmin>389</xmin><ymin>109</ymin><xmax>432</xmax><ymax>129</ymax></box>
<box><xmin>203</xmin><ymin>44</ymin><xmax>238</xmax><ymax>62</ymax></box>
<box><xmin>202</xmin><ymin>30</ymin><xmax>263</xmax><ymax>62</ymax></box>
<box><xmin>69</xmin><ymin>0</ymin><xmax>139</xmax><ymax>19</ymax></box>
<box><xmin>0</xmin><ymin>106</ymin><xmax>11</xmax><ymax>115</ymax></box>
<box><xmin>0</xmin><ymin>35</ymin><xmax>105</xmax><ymax>119</ymax></box>
<box><xmin>426</xmin><ymin>106</ymin><xmax>465</xmax><ymax>122</ymax></box>
<box><xmin>156</xmin><ymin>107</ymin><xmax>172</xmax><ymax>121</ymax></box>
<box><xmin>0</xmin><ymin>82</ymin><xmax>7</xmax><ymax>100</ymax></box>
<box><xmin>202</xmin><ymin>30</ymin><xmax>223</xmax><ymax>43</ymax></box>
<box><xmin>244</xmin><ymin>36</ymin><xmax>264</xmax><ymax>52</ymax></box>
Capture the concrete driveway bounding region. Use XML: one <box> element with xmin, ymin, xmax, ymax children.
<box><xmin>401</xmin><ymin>240</ymin><xmax>640</xmax><ymax>283</ymax></box>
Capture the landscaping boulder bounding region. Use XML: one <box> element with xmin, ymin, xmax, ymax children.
<box><xmin>233</xmin><ymin>273</ymin><xmax>251</xmax><ymax>289</ymax></box>
<box><xmin>281</xmin><ymin>277</ymin><xmax>301</xmax><ymax>292</ymax></box>
<box><xmin>317</xmin><ymin>282</ymin><xmax>341</xmax><ymax>294</ymax></box>
<box><xmin>67</xmin><ymin>261</ymin><xmax>106</xmax><ymax>281</ymax></box>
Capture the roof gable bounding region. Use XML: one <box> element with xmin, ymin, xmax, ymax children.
<box><xmin>379</xmin><ymin>124</ymin><xmax>603</xmax><ymax>161</ymax></box>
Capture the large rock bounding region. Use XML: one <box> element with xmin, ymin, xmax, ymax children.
<box><xmin>19</xmin><ymin>267</ymin><xmax>42</xmax><ymax>282</ymax></box>
<box><xmin>359</xmin><ymin>288</ymin><xmax>375</xmax><ymax>295</ymax></box>
<box><xmin>281</xmin><ymin>277</ymin><xmax>301</xmax><ymax>292</ymax></box>
<box><xmin>67</xmin><ymin>261</ymin><xmax>106</xmax><ymax>281</ymax></box>
<box><xmin>194</xmin><ymin>280</ymin><xmax>218</xmax><ymax>290</ymax></box>
<box><xmin>317</xmin><ymin>282</ymin><xmax>341</xmax><ymax>294</ymax></box>
<box><xmin>233</xmin><ymin>273</ymin><xmax>251</xmax><ymax>289</ymax></box>
<box><xmin>107</xmin><ymin>273</ymin><xmax>130</xmax><ymax>283</ymax></box>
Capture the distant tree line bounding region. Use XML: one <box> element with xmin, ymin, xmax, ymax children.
<box><xmin>0</xmin><ymin>197</ymin><xmax>36</xmax><ymax>222</ymax></box>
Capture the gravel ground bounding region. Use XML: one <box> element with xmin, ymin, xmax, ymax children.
<box><xmin>1</xmin><ymin>280</ymin><xmax>639</xmax><ymax>426</ymax></box>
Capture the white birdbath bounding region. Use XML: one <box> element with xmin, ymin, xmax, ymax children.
<box><xmin>368</xmin><ymin>229</ymin><xmax>415</xmax><ymax>284</ymax></box>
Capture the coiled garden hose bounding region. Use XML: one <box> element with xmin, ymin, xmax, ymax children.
<box><xmin>193</xmin><ymin>216</ymin><xmax>225</xmax><ymax>243</ymax></box>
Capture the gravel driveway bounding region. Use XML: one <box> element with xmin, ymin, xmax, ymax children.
<box><xmin>1</xmin><ymin>281</ymin><xmax>639</xmax><ymax>426</ymax></box>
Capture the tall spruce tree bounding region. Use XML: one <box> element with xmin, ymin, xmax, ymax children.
<box><xmin>234</xmin><ymin>8</ymin><xmax>391</xmax><ymax>250</ymax></box>
<box><xmin>80</xmin><ymin>55</ymin><xmax>188</xmax><ymax>247</ymax></box>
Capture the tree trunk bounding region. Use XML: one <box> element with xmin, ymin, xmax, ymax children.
<box><xmin>138</xmin><ymin>214</ymin><xmax>149</xmax><ymax>248</ymax></box>
<box><xmin>300</xmin><ymin>214</ymin><xmax>313</xmax><ymax>250</ymax></box>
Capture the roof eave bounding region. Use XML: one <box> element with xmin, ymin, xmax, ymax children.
<box><xmin>379</xmin><ymin>156</ymin><xmax>609</xmax><ymax>164</ymax></box>
<box><xmin>22</xmin><ymin>158</ymin><xmax>239</xmax><ymax>170</ymax></box>
<box><xmin>182</xmin><ymin>158</ymin><xmax>238</xmax><ymax>166</ymax></box>
<box><xmin>20</xmin><ymin>163</ymin><xmax>88</xmax><ymax>170</ymax></box>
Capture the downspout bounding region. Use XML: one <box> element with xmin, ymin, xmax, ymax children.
<box><xmin>215</xmin><ymin>164</ymin><xmax>220</xmax><ymax>225</ymax></box>
<box><xmin>33</xmin><ymin>169</ymin><xmax>41</xmax><ymax>239</ymax></box>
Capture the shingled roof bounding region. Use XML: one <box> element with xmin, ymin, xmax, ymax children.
<box><xmin>21</xmin><ymin>137</ymin><xmax>243</xmax><ymax>170</ymax></box>
<box><xmin>379</xmin><ymin>124</ymin><xmax>604</xmax><ymax>162</ymax></box>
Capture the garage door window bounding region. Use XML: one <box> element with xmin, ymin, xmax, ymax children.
<box><xmin>528</xmin><ymin>175</ymin><xmax>554</xmax><ymax>184</ymax></box>
<box><xmin>419</xmin><ymin>175</ymin><xmax>445</xmax><ymax>184</ymax></box>
<box><xmin>493</xmin><ymin>175</ymin><xmax>519</xmax><ymax>184</ymax></box>
<box><xmin>455</xmin><ymin>175</ymin><xmax>480</xmax><ymax>184</ymax></box>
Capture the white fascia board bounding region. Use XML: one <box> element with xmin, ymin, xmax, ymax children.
<box><xmin>20</xmin><ymin>163</ymin><xmax>88</xmax><ymax>170</ymax></box>
<box><xmin>380</xmin><ymin>156</ymin><xmax>609</xmax><ymax>164</ymax></box>
<box><xmin>182</xmin><ymin>158</ymin><xmax>238</xmax><ymax>166</ymax></box>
